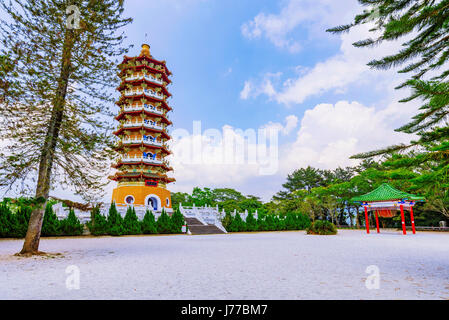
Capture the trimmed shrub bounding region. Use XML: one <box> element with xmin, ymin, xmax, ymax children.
<box><xmin>229</xmin><ymin>213</ymin><xmax>245</xmax><ymax>232</ymax></box>
<box><xmin>307</xmin><ymin>220</ymin><xmax>337</xmax><ymax>235</ymax></box>
<box><xmin>295</xmin><ymin>212</ymin><xmax>311</xmax><ymax>230</ymax></box>
<box><xmin>285</xmin><ymin>212</ymin><xmax>297</xmax><ymax>230</ymax></box>
<box><xmin>257</xmin><ymin>214</ymin><xmax>268</xmax><ymax>231</ymax></box>
<box><xmin>60</xmin><ymin>209</ymin><xmax>83</xmax><ymax>236</ymax></box>
<box><xmin>157</xmin><ymin>209</ymin><xmax>172</xmax><ymax>234</ymax></box>
<box><xmin>87</xmin><ymin>206</ymin><xmax>108</xmax><ymax>236</ymax></box>
<box><xmin>41</xmin><ymin>203</ymin><xmax>60</xmax><ymax>236</ymax></box>
<box><xmin>123</xmin><ymin>206</ymin><xmax>141</xmax><ymax>235</ymax></box>
<box><xmin>245</xmin><ymin>212</ymin><xmax>258</xmax><ymax>232</ymax></box>
<box><xmin>264</xmin><ymin>214</ymin><xmax>276</xmax><ymax>231</ymax></box>
<box><xmin>170</xmin><ymin>208</ymin><xmax>185</xmax><ymax>233</ymax></box>
<box><xmin>15</xmin><ymin>205</ymin><xmax>31</xmax><ymax>237</ymax></box>
<box><xmin>141</xmin><ymin>210</ymin><xmax>157</xmax><ymax>234</ymax></box>
<box><xmin>274</xmin><ymin>216</ymin><xmax>286</xmax><ymax>231</ymax></box>
<box><xmin>0</xmin><ymin>202</ymin><xmax>17</xmax><ymax>237</ymax></box>
<box><xmin>107</xmin><ymin>203</ymin><xmax>124</xmax><ymax>236</ymax></box>
<box><xmin>221</xmin><ymin>211</ymin><xmax>234</xmax><ymax>230</ymax></box>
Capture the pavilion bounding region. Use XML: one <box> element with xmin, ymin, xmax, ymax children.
<box><xmin>351</xmin><ymin>183</ymin><xmax>425</xmax><ymax>235</ymax></box>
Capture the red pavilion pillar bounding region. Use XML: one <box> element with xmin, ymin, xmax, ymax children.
<box><xmin>399</xmin><ymin>204</ymin><xmax>407</xmax><ymax>235</ymax></box>
<box><xmin>410</xmin><ymin>205</ymin><xmax>416</xmax><ymax>234</ymax></box>
<box><xmin>375</xmin><ymin>210</ymin><xmax>380</xmax><ymax>233</ymax></box>
<box><xmin>364</xmin><ymin>206</ymin><xmax>370</xmax><ymax>234</ymax></box>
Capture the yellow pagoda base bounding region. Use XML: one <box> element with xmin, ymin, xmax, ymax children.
<box><xmin>112</xmin><ymin>182</ymin><xmax>172</xmax><ymax>212</ymax></box>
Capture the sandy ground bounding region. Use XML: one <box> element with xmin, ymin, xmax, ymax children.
<box><xmin>0</xmin><ymin>230</ymin><xmax>448</xmax><ymax>300</ymax></box>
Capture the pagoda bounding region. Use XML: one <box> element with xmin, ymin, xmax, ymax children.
<box><xmin>110</xmin><ymin>44</ymin><xmax>175</xmax><ymax>212</ymax></box>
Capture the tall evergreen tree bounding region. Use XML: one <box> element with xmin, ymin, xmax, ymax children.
<box><xmin>0</xmin><ymin>0</ymin><xmax>132</xmax><ymax>254</ymax></box>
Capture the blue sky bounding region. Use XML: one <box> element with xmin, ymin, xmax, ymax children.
<box><xmin>1</xmin><ymin>0</ymin><xmax>420</xmax><ymax>202</ymax></box>
<box><xmin>112</xmin><ymin>0</ymin><xmax>417</xmax><ymax>201</ymax></box>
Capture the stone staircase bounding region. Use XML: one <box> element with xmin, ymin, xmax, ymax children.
<box><xmin>184</xmin><ymin>217</ymin><xmax>226</xmax><ymax>235</ymax></box>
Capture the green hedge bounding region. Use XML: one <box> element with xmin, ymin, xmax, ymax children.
<box><xmin>0</xmin><ymin>201</ymin><xmax>83</xmax><ymax>238</ymax></box>
<box><xmin>86</xmin><ymin>204</ymin><xmax>186</xmax><ymax>236</ymax></box>
<box><xmin>222</xmin><ymin>211</ymin><xmax>311</xmax><ymax>232</ymax></box>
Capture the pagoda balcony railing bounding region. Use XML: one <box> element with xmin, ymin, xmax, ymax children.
<box><xmin>123</xmin><ymin>104</ymin><xmax>164</xmax><ymax>115</ymax></box>
<box><xmin>123</xmin><ymin>121</ymin><xmax>164</xmax><ymax>130</ymax></box>
<box><xmin>119</xmin><ymin>155</ymin><xmax>163</xmax><ymax>165</ymax></box>
<box><xmin>122</xmin><ymin>138</ymin><xmax>163</xmax><ymax>147</ymax></box>
<box><xmin>125</xmin><ymin>74</ymin><xmax>164</xmax><ymax>85</ymax></box>
<box><xmin>124</xmin><ymin>89</ymin><xmax>164</xmax><ymax>100</ymax></box>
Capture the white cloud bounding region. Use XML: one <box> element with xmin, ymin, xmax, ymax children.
<box><xmin>241</xmin><ymin>0</ymin><xmax>360</xmax><ymax>53</ymax></box>
<box><xmin>280</xmin><ymin>99</ymin><xmax>418</xmax><ymax>173</ymax></box>
<box><xmin>240</xmin><ymin>81</ymin><xmax>252</xmax><ymax>100</ymax></box>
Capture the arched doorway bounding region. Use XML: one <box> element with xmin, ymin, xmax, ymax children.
<box><xmin>145</xmin><ymin>194</ymin><xmax>161</xmax><ymax>211</ymax></box>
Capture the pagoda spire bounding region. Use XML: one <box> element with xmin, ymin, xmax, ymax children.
<box><xmin>140</xmin><ymin>43</ymin><xmax>151</xmax><ymax>57</ymax></box>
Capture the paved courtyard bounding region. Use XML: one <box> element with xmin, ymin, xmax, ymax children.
<box><xmin>0</xmin><ymin>230</ymin><xmax>448</xmax><ymax>299</ymax></box>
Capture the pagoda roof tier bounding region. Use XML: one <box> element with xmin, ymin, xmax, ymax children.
<box><xmin>115</xmin><ymin>109</ymin><xmax>172</xmax><ymax>125</ymax></box>
<box><xmin>113</xmin><ymin>126</ymin><xmax>171</xmax><ymax>140</ymax></box>
<box><xmin>113</xmin><ymin>143</ymin><xmax>171</xmax><ymax>155</ymax></box>
<box><xmin>351</xmin><ymin>183</ymin><xmax>425</xmax><ymax>203</ymax></box>
<box><xmin>118</xmin><ymin>64</ymin><xmax>171</xmax><ymax>84</ymax></box>
<box><xmin>112</xmin><ymin>160</ymin><xmax>173</xmax><ymax>172</ymax></box>
<box><xmin>117</xmin><ymin>78</ymin><xmax>172</xmax><ymax>97</ymax></box>
<box><xmin>109</xmin><ymin>172</ymin><xmax>176</xmax><ymax>183</ymax></box>
<box><xmin>121</xmin><ymin>54</ymin><xmax>172</xmax><ymax>76</ymax></box>
<box><xmin>116</xmin><ymin>94</ymin><xmax>172</xmax><ymax>111</ymax></box>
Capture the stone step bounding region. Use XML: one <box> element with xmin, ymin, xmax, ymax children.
<box><xmin>184</xmin><ymin>217</ymin><xmax>204</xmax><ymax>226</ymax></box>
<box><xmin>187</xmin><ymin>224</ymin><xmax>226</xmax><ymax>235</ymax></box>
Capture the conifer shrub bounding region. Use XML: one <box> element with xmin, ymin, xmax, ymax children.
<box><xmin>264</xmin><ymin>214</ymin><xmax>276</xmax><ymax>231</ymax></box>
<box><xmin>295</xmin><ymin>212</ymin><xmax>311</xmax><ymax>230</ymax></box>
<box><xmin>245</xmin><ymin>212</ymin><xmax>258</xmax><ymax>232</ymax></box>
<box><xmin>221</xmin><ymin>211</ymin><xmax>234</xmax><ymax>230</ymax></box>
<box><xmin>229</xmin><ymin>213</ymin><xmax>245</xmax><ymax>232</ymax></box>
<box><xmin>87</xmin><ymin>206</ymin><xmax>108</xmax><ymax>236</ymax></box>
<box><xmin>307</xmin><ymin>220</ymin><xmax>337</xmax><ymax>235</ymax></box>
<box><xmin>41</xmin><ymin>203</ymin><xmax>60</xmax><ymax>236</ymax></box>
<box><xmin>257</xmin><ymin>214</ymin><xmax>268</xmax><ymax>231</ymax></box>
<box><xmin>123</xmin><ymin>206</ymin><xmax>141</xmax><ymax>235</ymax></box>
<box><xmin>60</xmin><ymin>209</ymin><xmax>83</xmax><ymax>236</ymax></box>
<box><xmin>157</xmin><ymin>209</ymin><xmax>172</xmax><ymax>234</ymax></box>
<box><xmin>141</xmin><ymin>210</ymin><xmax>157</xmax><ymax>234</ymax></box>
<box><xmin>285</xmin><ymin>212</ymin><xmax>297</xmax><ymax>230</ymax></box>
<box><xmin>0</xmin><ymin>202</ymin><xmax>17</xmax><ymax>237</ymax></box>
<box><xmin>15</xmin><ymin>205</ymin><xmax>31</xmax><ymax>237</ymax></box>
<box><xmin>274</xmin><ymin>215</ymin><xmax>286</xmax><ymax>231</ymax></box>
<box><xmin>170</xmin><ymin>208</ymin><xmax>185</xmax><ymax>233</ymax></box>
<box><xmin>107</xmin><ymin>203</ymin><xmax>125</xmax><ymax>236</ymax></box>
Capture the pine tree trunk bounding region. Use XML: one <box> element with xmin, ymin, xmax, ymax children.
<box><xmin>20</xmin><ymin>30</ymin><xmax>74</xmax><ymax>255</ymax></box>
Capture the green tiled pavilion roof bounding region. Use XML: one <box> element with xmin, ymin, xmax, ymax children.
<box><xmin>351</xmin><ymin>183</ymin><xmax>425</xmax><ymax>202</ymax></box>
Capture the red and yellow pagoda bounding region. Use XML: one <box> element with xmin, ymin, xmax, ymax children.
<box><xmin>110</xmin><ymin>44</ymin><xmax>175</xmax><ymax>211</ymax></box>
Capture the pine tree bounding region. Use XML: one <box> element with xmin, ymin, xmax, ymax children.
<box><xmin>328</xmin><ymin>2</ymin><xmax>449</xmax><ymax>167</ymax></box>
<box><xmin>170</xmin><ymin>208</ymin><xmax>185</xmax><ymax>234</ymax></box>
<box><xmin>221</xmin><ymin>211</ymin><xmax>234</xmax><ymax>230</ymax></box>
<box><xmin>229</xmin><ymin>213</ymin><xmax>245</xmax><ymax>232</ymax></box>
<box><xmin>245</xmin><ymin>212</ymin><xmax>258</xmax><ymax>232</ymax></box>
<box><xmin>41</xmin><ymin>203</ymin><xmax>60</xmax><ymax>236</ymax></box>
<box><xmin>88</xmin><ymin>206</ymin><xmax>108</xmax><ymax>236</ymax></box>
<box><xmin>141</xmin><ymin>210</ymin><xmax>157</xmax><ymax>234</ymax></box>
<box><xmin>0</xmin><ymin>202</ymin><xmax>16</xmax><ymax>237</ymax></box>
<box><xmin>60</xmin><ymin>208</ymin><xmax>83</xmax><ymax>236</ymax></box>
<box><xmin>257</xmin><ymin>214</ymin><xmax>268</xmax><ymax>231</ymax></box>
<box><xmin>123</xmin><ymin>206</ymin><xmax>141</xmax><ymax>235</ymax></box>
<box><xmin>107</xmin><ymin>203</ymin><xmax>124</xmax><ymax>236</ymax></box>
<box><xmin>0</xmin><ymin>0</ymin><xmax>132</xmax><ymax>254</ymax></box>
<box><xmin>157</xmin><ymin>209</ymin><xmax>172</xmax><ymax>234</ymax></box>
